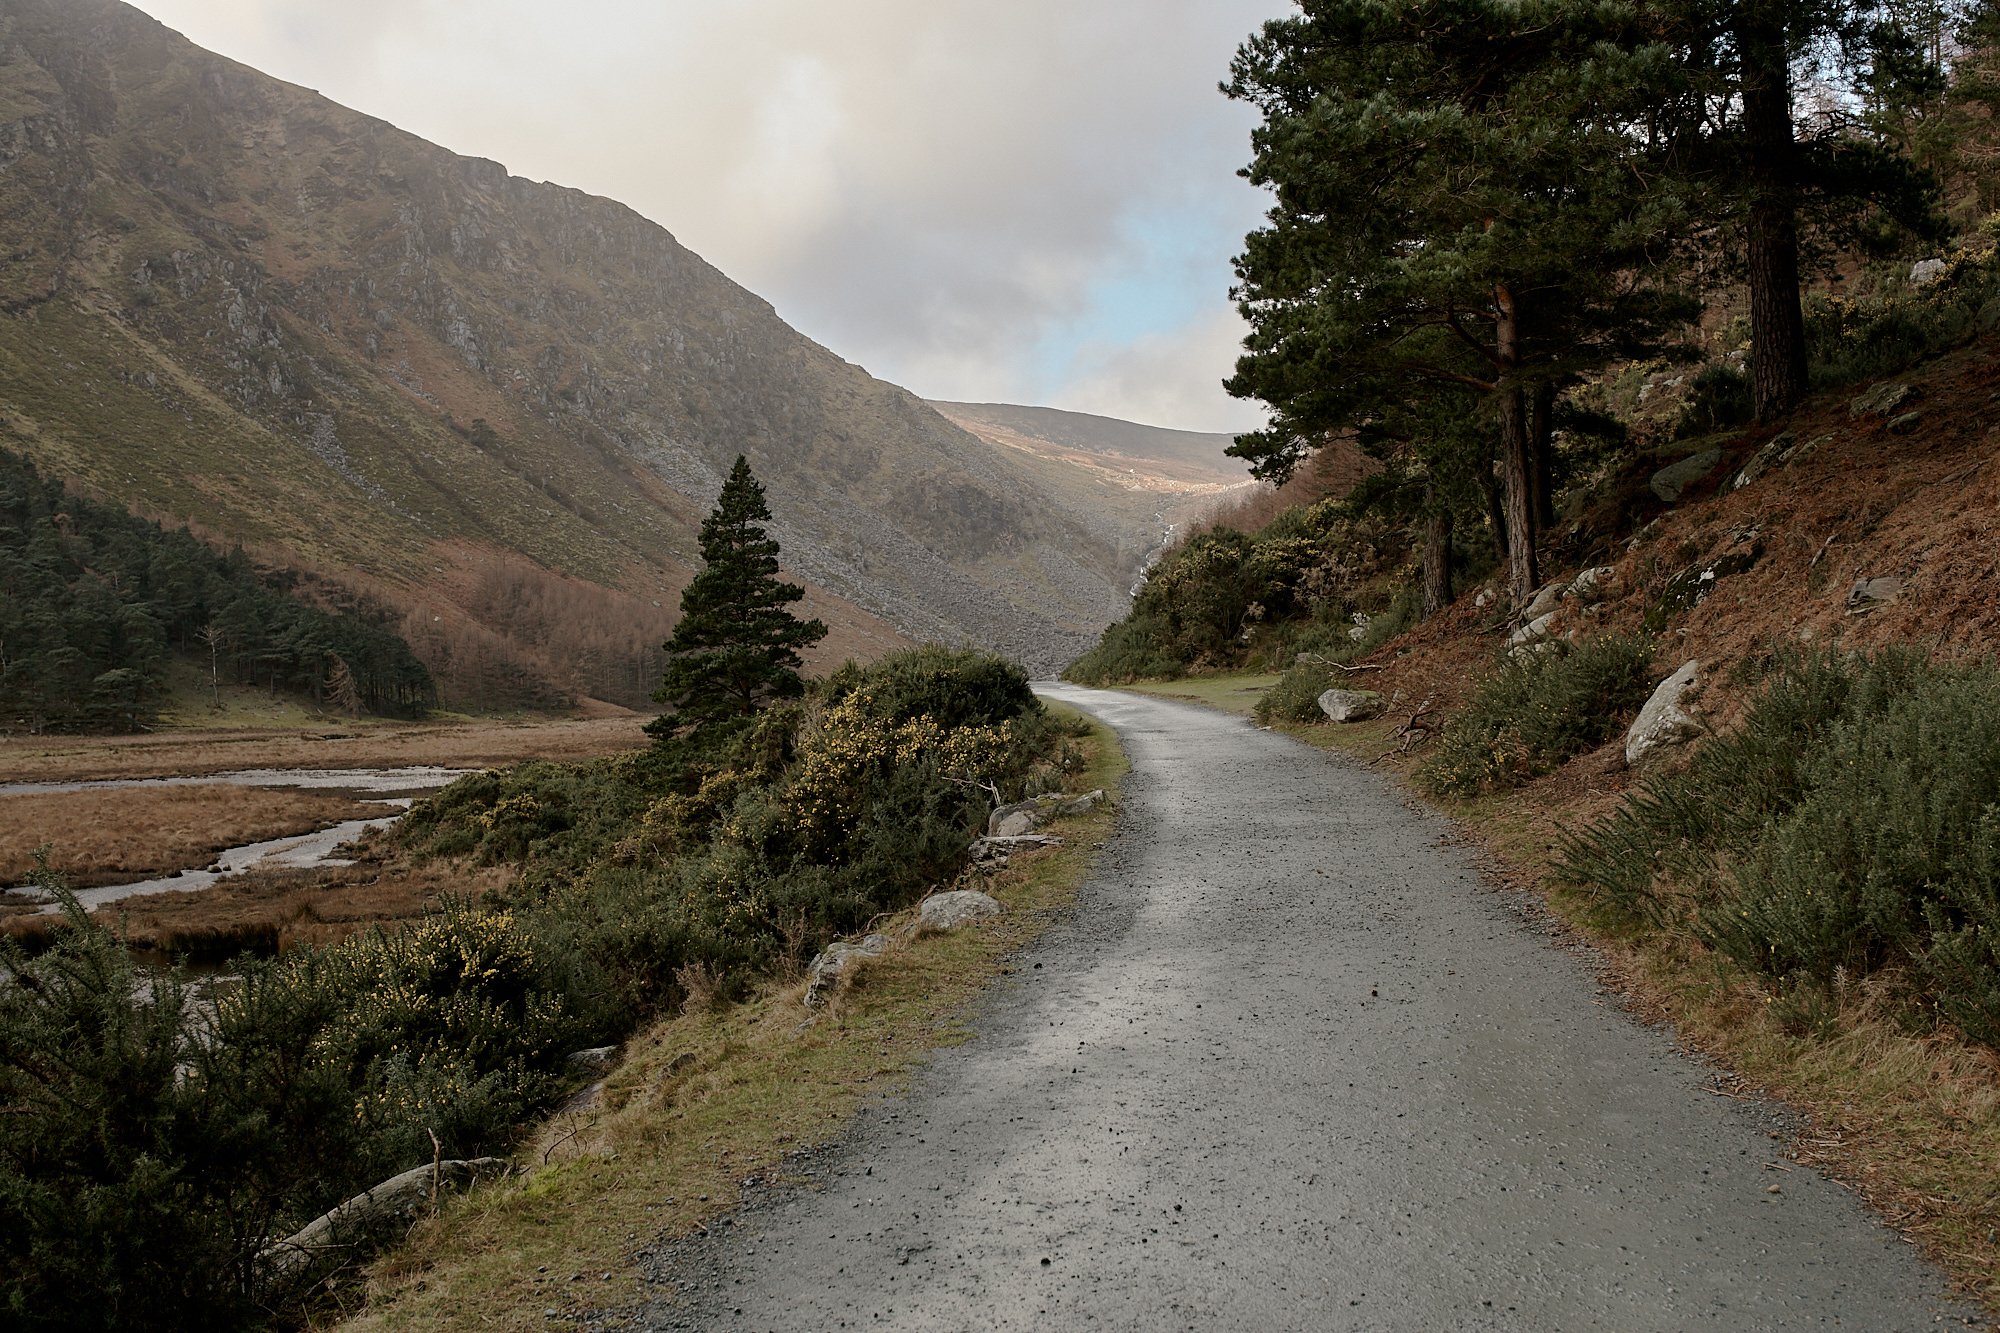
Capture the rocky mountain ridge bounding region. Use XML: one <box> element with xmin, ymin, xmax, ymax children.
<box><xmin>0</xmin><ymin>0</ymin><xmax>1215</xmax><ymax>694</ymax></box>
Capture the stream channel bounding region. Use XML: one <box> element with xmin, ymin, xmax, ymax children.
<box><xmin>2</xmin><ymin>767</ymin><xmax>475</xmax><ymax>913</ymax></box>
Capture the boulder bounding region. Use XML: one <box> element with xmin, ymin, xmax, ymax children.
<box><xmin>1625</xmin><ymin>661</ymin><xmax>1703</xmax><ymax>768</ymax></box>
<box><xmin>804</xmin><ymin>933</ymin><xmax>890</xmax><ymax>1007</ymax></box>
<box><xmin>1565</xmin><ymin>566</ymin><xmax>1618</xmax><ymax>604</ymax></box>
<box><xmin>969</xmin><ymin>833</ymin><xmax>1064</xmax><ymax>867</ymax></box>
<box><xmin>1649</xmin><ymin>448</ymin><xmax>1724</xmax><ymax>503</ymax></box>
<box><xmin>1847</xmin><ymin>576</ymin><xmax>1905</xmax><ymax>613</ymax></box>
<box><xmin>1888</xmin><ymin>411</ymin><xmax>1924</xmax><ymax>435</ymax></box>
<box><xmin>1506</xmin><ymin>611</ymin><xmax>1559</xmax><ymax>648</ymax></box>
<box><xmin>1522</xmin><ymin>581</ymin><xmax>1566</xmax><ymax>621</ymax></box>
<box><xmin>565</xmin><ymin>1046</ymin><xmax>616</xmax><ymax>1073</ymax></box>
<box><xmin>1848</xmin><ymin>381</ymin><xmax>1917</xmax><ymax>420</ymax></box>
<box><xmin>1054</xmin><ymin>790</ymin><xmax>1106</xmax><ymax>817</ymax></box>
<box><xmin>1316</xmin><ymin>688</ymin><xmax>1387</xmax><ymax>723</ymax></box>
<box><xmin>261</xmin><ymin>1158</ymin><xmax>510</xmax><ymax>1295</ymax></box>
<box><xmin>987</xmin><ymin>799</ymin><xmax>1045</xmax><ymax>837</ymax></box>
<box><xmin>919</xmin><ymin>890</ymin><xmax>1004</xmax><ymax>932</ymax></box>
<box><xmin>1910</xmin><ymin>257</ymin><xmax>1947</xmax><ymax>285</ymax></box>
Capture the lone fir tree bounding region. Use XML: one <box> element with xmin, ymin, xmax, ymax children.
<box><xmin>649</xmin><ymin>456</ymin><xmax>827</xmax><ymax>738</ymax></box>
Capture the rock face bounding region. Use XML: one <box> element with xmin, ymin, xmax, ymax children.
<box><xmin>919</xmin><ymin>891</ymin><xmax>1004</xmax><ymax>931</ymax></box>
<box><xmin>1317</xmin><ymin>688</ymin><xmax>1387</xmax><ymax>723</ymax></box>
<box><xmin>0</xmin><ymin>0</ymin><xmax>1164</xmax><ymax>685</ymax></box>
<box><xmin>1650</xmin><ymin>449</ymin><xmax>1725</xmax><ymax>503</ymax></box>
<box><xmin>1626</xmin><ymin>661</ymin><xmax>1703</xmax><ymax>768</ymax></box>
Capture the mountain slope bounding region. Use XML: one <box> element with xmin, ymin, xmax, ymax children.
<box><xmin>0</xmin><ymin>0</ymin><xmax>1154</xmax><ymax>695</ymax></box>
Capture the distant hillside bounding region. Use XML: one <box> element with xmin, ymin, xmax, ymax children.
<box><xmin>929</xmin><ymin>402</ymin><xmax>1250</xmax><ymax>486</ymax></box>
<box><xmin>0</xmin><ymin>0</ymin><xmax>1170</xmax><ymax>697</ymax></box>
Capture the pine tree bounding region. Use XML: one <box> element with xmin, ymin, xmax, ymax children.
<box><xmin>1224</xmin><ymin>0</ymin><xmax>1697</xmax><ymax>607</ymax></box>
<box><xmin>649</xmin><ymin>456</ymin><xmax>827</xmax><ymax>738</ymax></box>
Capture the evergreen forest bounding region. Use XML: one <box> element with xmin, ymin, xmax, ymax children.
<box><xmin>0</xmin><ymin>447</ymin><xmax>435</xmax><ymax>731</ymax></box>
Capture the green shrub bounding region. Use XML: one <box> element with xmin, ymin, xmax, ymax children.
<box><xmin>1805</xmin><ymin>248</ymin><xmax>2000</xmax><ymax>388</ymax></box>
<box><xmin>822</xmin><ymin>644</ymin><xmax>1038</xmax><ymax>728</ymax></box>
<box><xmin>1421</xmin><ymin>634</ymin><xmax>1655</xmax><ymax>797</ymax></box>
<box><xmin>1674</xmin><ymin>363</ymin><xmax>1754</xmax><ymax>439</ymax></box>
<box><xmin>2</xmin><ymin>643</ymin><xmax>1075</xmax><ymax>1327</ymax></box>
<box><xmin>1256</xmin><ymin>660</ymin><xmax>1346</xmax><ymax>724</ymax></box>
<box><xmin>1558</xmin><ymin>648</ymin><xmax>2000</xmax><ymax>1048</ymax></box>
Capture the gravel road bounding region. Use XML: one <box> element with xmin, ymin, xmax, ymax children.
<box><xmin>633</xmin><ymin>685</ymin><xmax>1983</xmax><ymax>1331</ymax></box>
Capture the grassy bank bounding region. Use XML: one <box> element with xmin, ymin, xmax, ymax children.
<box><xmin>1117</xmin><ymin>667</ymin><xmax>2000</xmax><ymax>1313</ymax></box>
<box><xmin>336</xmin><ymin>706</ymin><xmax>1124</xmax><ymax>1331</ymax></box>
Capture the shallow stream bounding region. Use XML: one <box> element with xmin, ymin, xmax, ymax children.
<box><xmin>8</xmin><ymin>767</ymin><xmax>475</xmax><ymax>913</ymax></box>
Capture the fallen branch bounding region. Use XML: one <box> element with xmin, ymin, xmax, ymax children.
<box><xmin>1299</xmin><ymin>653</ymin><xmax>1384</xmax><ymax>673</ymax></box>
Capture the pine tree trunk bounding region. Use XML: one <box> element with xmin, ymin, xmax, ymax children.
<box><xmin>1738</xmin><ymin>12</ymin><xmax>1809</xmax><ymax>421</ymax></box>
<box><xmin>1493</xmin><ymin>282</ymin><xmax>1540</xmax><ymax>608</ymax></box>
<box><xmin>1422</xmin><ymin>504</ymin><xmax>1454</xmax><ymax>621</ymax></box>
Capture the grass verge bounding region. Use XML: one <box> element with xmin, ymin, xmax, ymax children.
<box><xmin>330</xmin><ymin>707</ymin><xmax>1126</xmax><ymax>1332</ymax></box>
<box><xmin>1114</xmin><ymin>668</ymin><xmax>2000</xmax><ymax>1314</ymax></box>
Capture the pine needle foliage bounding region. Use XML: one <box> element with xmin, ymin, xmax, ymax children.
<box><xmin>650</xmin><ymin>456</ymin><xmax>826</xmax><ymax>739</ymax></box>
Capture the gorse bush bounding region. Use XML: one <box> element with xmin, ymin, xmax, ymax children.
<box><xmin>1064</xmin><ymin>500</ymin><xmax>1413</xmax><ymax>685</ymax></box>
<box><xmin>0</xmin><ymin>646</ymin><xmax>1069</xmax><ymax>1328</ymax></box>
<box><xmin>1421</xmin><ymin>634</ymin><xmax>1655</xmax><ymax>797</ymax></box>
<box><xmin>1558</xmin><ymin>649</ymin><xmax>2000</xmax><ymax>1046</ymax></box>
<box><xmin>1804</xmin><ymin>245</ymin><xmax>2000</xmax><ymax>389</ymax></box>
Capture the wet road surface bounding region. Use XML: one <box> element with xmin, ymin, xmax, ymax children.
<box><xmin>632</xmin><ymin>685</ymin><xmax>1982</xmax><ymax>1331</ymax></box>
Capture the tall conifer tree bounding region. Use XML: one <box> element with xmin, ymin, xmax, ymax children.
<box><xmin>1224</xmin><ymin>0</ymin><xmax>1696</xmax><ymax>607</ymax></box>
<box><xmin>649</xmin><ymin>456</ymin><xmax>826</xmax><ymax>738</ymax></box>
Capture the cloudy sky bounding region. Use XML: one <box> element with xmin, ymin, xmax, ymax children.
<box><xmin>130</xmin><ymin>0</ymin><xmax>1282</xmax><ymax>433</ymax></box>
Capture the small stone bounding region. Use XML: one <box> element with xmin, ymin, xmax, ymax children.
<box><xmin>1847</xmin><ymin>576</ymin><xmax>1904</xmax><ymax>613</ymax></box>
<box><xmin>1887</xmin><ymin>410</ymin><xmax>1923</xmax><ymax>435</ymax></box>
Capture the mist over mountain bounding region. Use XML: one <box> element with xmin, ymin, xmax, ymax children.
<box><xmin>0</xmin><ymin>0</ymin><xmax>1228</xmax><ymax>698</ymax></box>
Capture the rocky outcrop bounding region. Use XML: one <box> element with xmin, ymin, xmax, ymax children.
<box><xmin>1650</xmin><ymin>449</ymin><xmax>1724</xmax><ymax>503</ymax></box>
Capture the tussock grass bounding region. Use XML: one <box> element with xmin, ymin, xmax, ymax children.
<box><xmin>0</xmin><ymin>786</ymin><xmax>382</xmax><ymax>890</ymax></box>
<box><xmin>334</xmin><ymin>711</ymin><xmax>1125</xmax><ymax>1332</ymax></box>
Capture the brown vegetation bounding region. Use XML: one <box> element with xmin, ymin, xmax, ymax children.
<box><xmin>0</xmin><ymin>714</ymin><xmax>650</xmax><ymax>785</ymax></box>
<box><xmin>1183</xmin><ymin>435</ymin><xmax>1377</xmax><ymax>542</ymax></box>
<box><xmin>92</xmin><ymin>857</ymin><xmax>513</xmax><ymax>961</ymax></box>
<box><xmin>0</xmin><ymin>786</ymin><xmax>384</xmax><ymax>890</ymax></box>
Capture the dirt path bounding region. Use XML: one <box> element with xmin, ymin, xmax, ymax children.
<box><xmin>634</xmin><ymin>686</ymin><xmax>1982</xmax><ymax>1331</ymax></box>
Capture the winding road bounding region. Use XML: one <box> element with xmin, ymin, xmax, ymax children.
<box><xmin>638</xmin><ymin>686</ymin><xmax>1981</xmax><ymax>1330</ymax></box>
